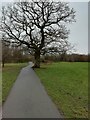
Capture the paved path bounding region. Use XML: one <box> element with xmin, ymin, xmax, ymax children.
<box><xmin>0</xmin><ymin>107</ymin><xmax>2</xmax><ymax>120</ymax></box>
<box><xmin>2</xmin><ymin>63</ymin><xmax>62</xmax><ymax>118</ymax></box>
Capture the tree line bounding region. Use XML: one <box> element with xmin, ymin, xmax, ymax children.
<box><xmin>43</xmin><ymin>54</ymin><xmax>89</xmax><ymax>62</ymax></box>
<box><xmin>2</xmin><ymin>41</ymin><xmax>89</xmax><ymax>67</ymax></box>
<box><xmin>2</xmin><ymin>42</ymin><xmax>31</xmax><ymax>67</ymax></box>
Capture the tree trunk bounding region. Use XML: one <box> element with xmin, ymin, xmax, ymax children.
<box><xmin>2</xmin><ymin>60</ymin><xmax>5</xmax><ymax>68</ymax></box>
<box><xmin>34</xmin><ymin>50</ymin><xmax>40</xmax><ymax>68</ymax></box>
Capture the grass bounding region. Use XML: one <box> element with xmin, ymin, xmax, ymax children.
<box><xmin>2</xmin><ymin>63</ymin><xmax>27</xmax><ymax>103</ymax></box>
<box><xmin>0</xmin><ymin>68</ymin><xmax>2</xmax><ymax>105</ymax></box>
<box><xmin>35</xmin><ymin>62</ymin><xmax>88</xmax><ymax>118</ymax></box>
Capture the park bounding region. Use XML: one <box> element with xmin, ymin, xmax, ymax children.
<box><xmin>0</xmin><ymin>0</ymin><xmax>89</xmax><ymax>119</ymax></box>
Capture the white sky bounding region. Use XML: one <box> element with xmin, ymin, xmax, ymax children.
<box><xmin>68</xmin><ymin>2</ymin><xmax>88</xmax><ymax>54</ymax></box>
<box><xmin>0</xmin><ymin>0</ymin><xmax>89</xmax><ymax>54</ymax></box>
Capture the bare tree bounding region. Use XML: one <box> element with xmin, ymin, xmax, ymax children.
<box><xmin>0</xmin><ymin>0</ymin><xmax>75</xmax><ymax>68</ymax></box>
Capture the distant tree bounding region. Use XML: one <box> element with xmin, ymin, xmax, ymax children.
<box><xmin>2</xmin><ymin>41</ymin><xmax>10</xmax><ymax>67</ymax></box>
<box><xmin>0</xmin><ymin>0</ymin><xmax>75</xmax><ymax>68</ymax></box>
<box><xmin>11</xmin><ymin>46</ymin><xmax>31</xmax><ymax>63</ymax></box>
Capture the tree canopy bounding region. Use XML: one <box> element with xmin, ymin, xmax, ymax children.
<box><xmin>0</xmin><ymin>0</ymin><xmax>76</xmax><ymax>67</ymax></box>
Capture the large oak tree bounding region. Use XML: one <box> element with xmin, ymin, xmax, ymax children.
<box><xmin>0</xmin><ymin>0</ymin><xmax>75</xmax><ymax>68</ymax></box>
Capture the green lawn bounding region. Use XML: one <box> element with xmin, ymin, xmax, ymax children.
<box><xmin>0</xmin><ymin>68</ymin><xmax>2</xmax><ymax>105</ymax></box>
<box><xmin>35</xmin><ymin>62</ymin><xmax>88</xmax><ymax>118</ymax></box>
<box><xmin>2</xmin><ymin>63</ymin><xmax>27</xmax><ymax>103</ymax></box>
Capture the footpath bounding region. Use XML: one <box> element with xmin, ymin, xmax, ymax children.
<box><xmin>3</xmin><ymin>63</ymin><xmax>62</xmax><ymax>118</ymax></box>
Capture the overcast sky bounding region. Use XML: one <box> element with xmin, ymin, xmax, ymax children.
<box><xmin>0</xmin><ymin>0</ymin><xmax>88</xmax><ymax>54</ymax></box>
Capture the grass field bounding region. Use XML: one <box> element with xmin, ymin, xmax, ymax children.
<box><xmin>2</xmin><ymin>63</ymin><xmax>27</xmax><ymax>103</ymax></box>
<box><xmin>35</xmin><ymin>62</ymin><xmax>88</xmax><ymax>118</ymax></box>
<box><xmin>0</xmin><ymin>68</ymin><xmax>2</xmax><ymax>105</ymax></box>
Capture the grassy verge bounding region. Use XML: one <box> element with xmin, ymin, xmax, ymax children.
<box><xmin>35</xmin><ymin>62</ymin><xmax>88</xmax><ymax>118</ymax></box>
<box><xmin>2</xmin><ymin>63</ymin><xmax>27</xmax><ymax>103</ymax></box>
<box><xmin>0</xmin><ymin>68</ymin><xmax>2</xmax><ymax>105</ymax></box>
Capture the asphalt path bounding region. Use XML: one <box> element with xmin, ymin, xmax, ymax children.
<box><xmin>2</xmin><ymin>63</ymin><xmax>62</xmax><ymax>118</ymax></box>
<box><xmin>0</xmin><ymin>106</ymin><xmax>2</xmax><ymax>120</ymax></box>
